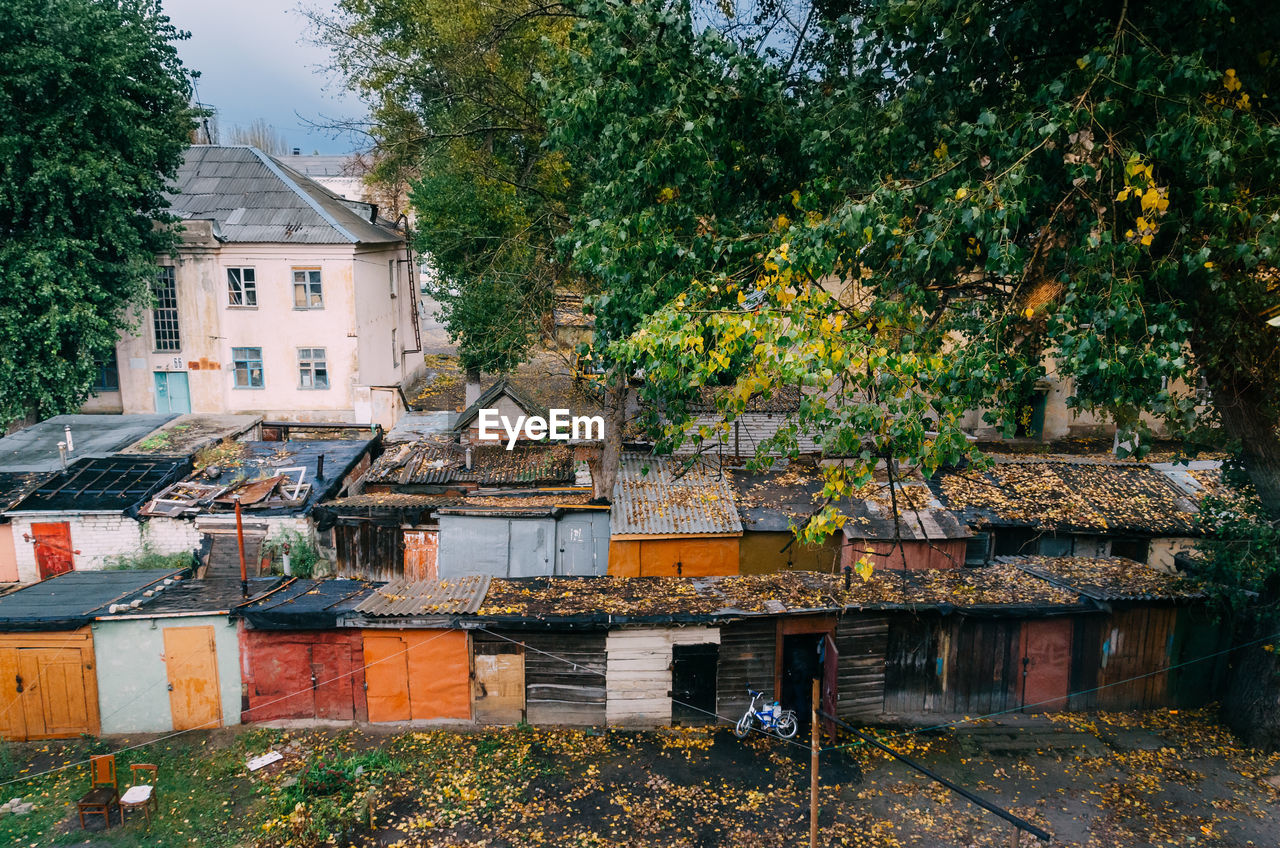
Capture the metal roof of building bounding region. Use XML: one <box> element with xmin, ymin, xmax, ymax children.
<box><xmin>611</xmin><ymin>454</ymin><xmax>742</xmax><ymax>537</ymax></box>
<box><xmin>354</xmin><ymin>575</ymin><xmax>491</xmax><ymax>617</ymax></box>
<box><xmin>0</xmin><ymin>569</ymin><xmax>187</xmax><ymax>631</ymax></box>
<box><xmin>236</xmin><ymin>578</ymin><xmax>379</xmax><ymax>629</ymax></box>
<box><xmin>168</xmin><ymin>146</ymin><xmax>401</xmax><ymax>245</ymax></box>
<box><xmin>11</xmin><ymin>456</ymin><xmax>189</xmax><ymax>513</ymax></box>
<box><xmin>363</xmin><ymin>440</ymin><xmax>575</xmax><ymax>488</ymax></box>
<box><xmin>0</xmin><ymin>414</ymin><xmax>177</xmax><ymax>473</ymax></box>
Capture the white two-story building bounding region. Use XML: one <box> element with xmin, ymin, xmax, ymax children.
<box><xmin>85</xmin><ymin>145</ymin><xmax>425</xmax><ymax>427</ymax></box>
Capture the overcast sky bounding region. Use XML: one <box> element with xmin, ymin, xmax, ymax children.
<box><xmin>164</xmin><ymin>1</ymin><xmax>366</xmax><ymax>154</ymax></box>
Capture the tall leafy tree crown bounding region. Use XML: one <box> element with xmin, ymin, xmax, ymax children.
<box><xmin>0</xmin><ymin>0</ymin><xmax>195</xmax><ymax>424</ymax></box>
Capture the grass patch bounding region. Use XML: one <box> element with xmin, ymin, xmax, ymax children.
<box><xmin>103</xmin><ymin>542</ymin><xmax>194</xmax><ymax>571</ymax></box>
<box><xmin>0</xmin><ymin>733</ymin><xmax>261</xmax><ymax>847</ymax></box>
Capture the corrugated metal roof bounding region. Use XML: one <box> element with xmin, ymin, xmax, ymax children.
<box><xmin>363</xmin><ymin>440</ymin><xmax>575</xmax><ymax>487</ymax></box>
<box><xmin>354</xmin><ymin>575</ymin><xmax>491</xmax><ymax>617</ymax></box>
<box><xmin>611</xmin><ymin>454</ymin><xmax>742</xmax><ymax>537</ymax></box>
<box><xmin>167</xmin><ymin>146</ymin><xmax>401</xmax><ymax>245</ymax></box>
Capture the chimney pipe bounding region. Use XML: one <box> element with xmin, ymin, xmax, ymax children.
<box><xmin>57</xmin><ymin>441</ymin><xmax>67</xmax><ymax>470</ymax></box>
<box><xmin>316</xmin><ymin>454</ymin><xmax>325</xmax><ymax>480</ymax></box>
<box><xmin>63</xmin><ymin>425</ymin><xmax>74</xmax><ymax>452</ymax></box>
<box><xmin>465</xmin><ymin>446</ymin><xmax>473</xmax><ymax>470</ymax></box>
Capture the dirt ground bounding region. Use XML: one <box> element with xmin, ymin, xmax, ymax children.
<box><xmin>5</xmin><ymin>709</ymin><xmax>1279</xmax><ymax>848</ymax></box>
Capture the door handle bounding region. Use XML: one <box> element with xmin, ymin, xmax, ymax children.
<box><xmin>15</xmin><ymin>674</ymin><xmax>22</xmax><ymax>694</ymax></box>
<box><xmin>168</xmin><ymin>683</ymin><xmax>174</xmax><ymax>691</ymax></box>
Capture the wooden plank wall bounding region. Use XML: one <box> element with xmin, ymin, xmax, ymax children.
<box><xmin>605</xmin><ymin>627</ymin><xmax>720</xmax><ymax>726</ymax></box>
<box><xmin>520</xmin><ymin>631</ymin><xmax>607</xmax><ymax>726</ymax></box>
<box><xmin>716</xmin><ymin>619</ymin><xmax>777</xmax><ymax>719</ymax></box>
<box><xmin>335</xmin><ymin>522</ymin><xmax>404</xmax><ymax>581</ymax></box>
<box><xmin>1094</xmin><ymin>605</ymin><xmax>1178</xmax><ymax>710</ymax></box>
<box><xmin>945</xmin><ymin>618</ymin><xmax>1021</xmax><ymax>716</ymax></box>
<box><xmin>1168</xmin><ymin>607</ymin><xmax>1232</xmax><ymax>707</ymax></box>
<box><xmin>833</xmin><ymin>614</ymin><xmax>888</xmax><ymax>720</ymax></box>
<box><xmin>883</xmin><ymin>613</ymin><xmax>944</xmax><ymax>717</ymax></box>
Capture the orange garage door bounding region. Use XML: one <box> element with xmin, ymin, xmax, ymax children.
<box><xmin>363</xmin><ymin>630</ymin><xmax>471</xmax><ymax>723</ymax></box>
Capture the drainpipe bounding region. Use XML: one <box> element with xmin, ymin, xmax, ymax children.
<box><xmin>396</xmin><ymin>214</ymin><xmax>423</xmax><ymax>353</ymax></box>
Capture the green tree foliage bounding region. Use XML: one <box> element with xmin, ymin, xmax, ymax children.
<box><xmin>552</xmin><ymin>0</ymin><xmax>1280</xmax><ymax>529</ymax></box>
<box><xmin>0</xmin><ymin>0</ymin><xmax>196</xmax><ymax>425</ymax></box>
<box><xmin>314</xmin><ymin>0</ymin><xmax>575</xmax><ymax>375</ymax></box>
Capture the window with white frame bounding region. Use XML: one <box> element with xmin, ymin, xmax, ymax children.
<box><xmin>227</xmin><ymin>267</ymin><xmax>257</xmax><ymax>307</ymax></box>
<box><xmin>152</xmin><ymin>266</ymin><xmax>180</xmax><ymax>351</ymax></box>
<box><xmin>292</xmin><ymin>268</ymin><xmax>323</xmax><ymax>308</ymax></box>
<box><xmin>298</xmin><ymin>347</ymin><xmax>329</xmax><ymax>389</ymax></box>
<box><xmin>232</xmin><ymin>347</ymin><xmax>264</xmax><ymax>388</ymax></box>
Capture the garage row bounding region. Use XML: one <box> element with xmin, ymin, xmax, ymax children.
<box><xmin>0</xmin><ymin>560</ymin><xmax>1228</xmax><ymax>741</ymax></box>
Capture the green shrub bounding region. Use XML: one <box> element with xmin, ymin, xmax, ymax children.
<box><xmin>262</xmin><ymin>528</ymin><xmax>319</xmax><ymax>578</ymax></box>
<box><xmin>104</xmin><ymin>541</ymin><xmax>194</xmax><ymax>571</ymax></box>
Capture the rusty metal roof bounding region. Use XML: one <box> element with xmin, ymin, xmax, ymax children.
<box><xmin>611</xmin><ymin>453</ymin><xmax>742</xmax><ymax>537</ymax></box>
<box><xmin>354</xmin><ymin>575</ymin><xmax>492</xmax><ymax>617</ymax></box>
<box><xmin>363</xmin><ymin>440</ymin><xmax>575</xmax><ymax>487</ymax></box>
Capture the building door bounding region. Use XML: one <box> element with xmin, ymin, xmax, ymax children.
<box><xmin>363</xmin><ymin>634</ymin><xmax>411</xmax><ymax>722</ymax></box>
<box><xmin>31</xmin><ymin>522</ymin><xmax>74</xmax><ymax>580</ymax></box>
<box><xmin>154</xmin><ymin>371</ymin><xmax>191</xmax><ymax>414</ymax></box>
<box><xmin>1020</xmin><ymin>619</ymin><xmax>1072</xmax><ymax>712</ymax></box>
<box><xmin>163</xmin><ymin>626</ymin><xmax>222</xmax><ymax>731</ymax></box>
<box><xmin>556</xmin><ymin>514</ymin><xmax>600</xmax><ymax>576</ymax></box>
<box><xmin>780</xmin><ymin>633</ymin><xmax>824</xmax><ymax>722</ymax></box>
<box><xmin>671</xmin><ymin>643</ymin><xmax>718</xmax><ymax>725</ymax></box>
<box><xmin>821</xmin><ymin>632</ymin><xmax>839</xmax><ymax>737</ymax></box>
<box><xmin>508</xmin><ymin>520</ymin><xmax>553</xmax><ymax>577</ymax></box>
<box><xmin>311</xmin><ymin>643</ymin><xmax>358</xmax><ymax>720</ymax></box>
<box><xmin>472</xmin><ymin>643</ymin><xmax>525</xmax><ymax>725</ymax></box>
<box><xmin>403</xmin><ymin>530</ymin><xmax>438</xmax><ymax>581</ymax></box>
<box><xmin>2</xmin><ymin>648</ymin><xmax>93</xmax><ymax>740</ymax></box>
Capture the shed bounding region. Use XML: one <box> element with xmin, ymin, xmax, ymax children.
<box><xmin>931</xmin><ymin>457</ymin><xmax>1201</xmax><ymax>568</ymax></box>
<box><xmin>0</xmin><ymin>568</ymin><xmax>185</xmax><ymax>740</ymax></box>
<box><xmin>351</xmin><ymin>576</ymin><xmax>488</xmax><ymax>723</ymax></box>
<box><xmin>840</xmin><ymin>500</ymin><xmax>970</xmax><ymax>571</ymax></box>
<box><xmin>91</xmin><ymin>578</ymin><xmax>278</xmax><ymax>734</ymax></box>
<box><xmin>235</xmin><ymin>578</ymin><xmax>377</xmax><ymax>724</ymax></box>
<box><xmin>609</xmin><ymin>454</ymin><xmax>742</xmax><ymax>576</ymax></box>
<box><xmin>730</xmin><ymin>466</ymin><xmax>843</xmax><ymax>574</ymax></box>
<box><xmin>5</xmin><ymin>456</ymin><xmax>193</xmax><ymax>582</ymax></box>
<box><xmin>435</xmin><ymin>494</ymin><xmax>609</xmax><ymax>578</ymax></box>
<box><xmin>451</xmin><ymin>378</ymin><xmax>548</xmax><ymax>445</ymax></box>
<box><xmin>606</xmin><ymin>626</ymin><xmax>721</xmax><ymax>726</ymax></box>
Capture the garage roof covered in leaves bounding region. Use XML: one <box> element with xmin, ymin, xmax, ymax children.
<box><xmin>1005</xmin><ymin>555</ymin><xmax>1206</xmax><ymax>601</ymax></box>
<box><xmin>611</xmin><ymin>454</ymin><xmax>742</xmax><ymax>537</ymax></box>
<box><xmin>931</xmin><ymin>458</ymin><xmax>1200</xmax><ymax>536</ymax></box>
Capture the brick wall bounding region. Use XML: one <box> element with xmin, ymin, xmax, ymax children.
<box><xmin>10</xmin><ymin>513</ymin><xmax>201</xmax><ymax>584</ymax></box>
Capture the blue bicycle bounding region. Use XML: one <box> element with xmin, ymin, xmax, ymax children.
<box><xmin>733</xmin><ymin>689</ymin><xmax>799</xmax><ymax>739</ymax></box>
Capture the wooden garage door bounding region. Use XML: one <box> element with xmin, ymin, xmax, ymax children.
<box><xmin>164</xmin><ymin>626</ymin><xmax>222</xmax><ymax>731</ymax></box>
<box><xmin>0</xmin><ymin>638</ymin><xmax>98</xmax><ymax>741</ymax></box>
<box><xmin>472</xmin><ymin>642</ymin><xmax>525</xmax><ymax>725</ymax></box>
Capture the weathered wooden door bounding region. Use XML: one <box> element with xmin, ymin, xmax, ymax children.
<box><xmin>403</xmin><ymin>530</ymin><xmax>438</xmax><ymax>582</ymax></box>
<box><xmin>1020</xmin><ymin>619</ymin><xmax>1072</xmax><ymax>712</ymax></box>
<box><xmin>821</xmin><ymin>632</ymin><xmax>839</xmax><ymax>736</ymax></box>
<box><xmin>31</xmin><ymin>522</ymin><xmax>74</xmax><ymax>580</ymax></box>
<box><xmin>164</xmin><ymin>626</ymin><xmax>222</xmax><ymax>731</ymax></box>
<box><xmin>9</xmin><ymin>648</ymin><xmax>92</xmax><ymax>739</ymax></box>
<box><xmin>472</xmin><ymin>643</ymin><xmax>525</xmax><ymax>725</ymax></box>
<box><xmin>363</xmin><ymin>634</ymin><xmax>411</xmax><ymax>722</ymax></box>
<box><xmin>671</xmin><ymin>643</ymin><xmax>718</xmax><ymax>725</ymax></box>
<box><xmin>0</xmin><ymin>648</ymin><xmax>27</xmax><ymax>740</ymax></box>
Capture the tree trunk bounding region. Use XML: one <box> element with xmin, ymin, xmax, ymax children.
<box><xmin>588</xmin><ymin>373</ymin><xmax>628</xmax><ymax>501</ymax></box>
<box><xmin>1205</xmin><ymin>371</ymin><xmax>1280</xmax><ymax>515</ymax></box>
<box><xmin>1222</xmin><ymin>624</ymin><xmax>1280</xmax><ymax>750</ymax></box>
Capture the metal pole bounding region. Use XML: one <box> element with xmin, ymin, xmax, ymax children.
<box><xmin>234</xmin><ymin>496</ymin><xmax>248</xmax><ymax>598</ymax></box>
<box><xmin>810</xmin><ymin>677</ymin><xmax>820</xmax><ymax>848</ymax></box>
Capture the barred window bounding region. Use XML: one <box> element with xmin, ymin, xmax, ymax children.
<box><xmin>298</xmin><ymin>347</ymin><xmax>329</xmax><ymax>389</ymax></box>
<box><xmin>232</xmin><ymin>347</ymin><xmax>264</xmax><ymax>389</ymax></box>
<box><xmin>153</xmin><ymin>266</ymin><xmax>180</xmax><ymax>351</ymax></box>
<box><xmin>292</xmin><ymin>268</ymin><xmax>323</xmax><ymax>308</ymax></box>
<box><xmin>227</xmin><ymin>267</ymin><xmax>257</xmax><ymax>307</ymax></box>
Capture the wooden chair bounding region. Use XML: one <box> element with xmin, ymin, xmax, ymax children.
<box><xmin>77</xmin><ymin>754</ymin><xmax>118</xmax><ymax>829</ymax></box>
<box><xmin>119</xmin><ymin>763</ymin><xmax>159</xmax><ymax>825</ymax></box>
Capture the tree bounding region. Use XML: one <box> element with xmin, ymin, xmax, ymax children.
<box><xmin>228</xmin><ymin>118</ymin><xmax>288</xmax><ymax>155</ymax></box>
<box><xmin>311</xmin><ymin>0</ymin><xmax>575</xmax><ymax>378</ymax></box>
<box><xmin>0</xmin><ymin>0</ymin><xmax>196</xmax><ymax>426</ymax></box>
<box><xmin>551</xmin><ymin>0</ymin><xmax>1280</xmax><ymax>739</ymax></box>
